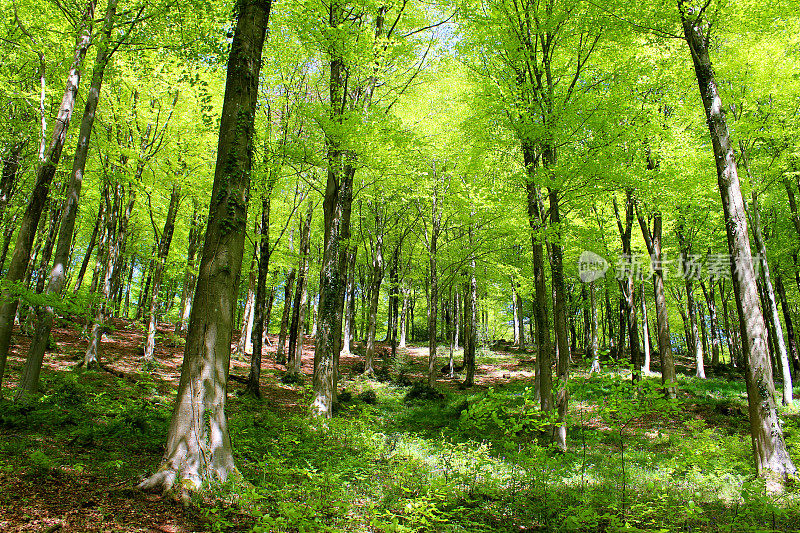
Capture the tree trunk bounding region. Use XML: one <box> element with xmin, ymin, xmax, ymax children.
<box><xmin>775</xmin><ymin>272</ymin><xmax>800</xmax><ymax>374</ymax></box>
<box><xmin>138</xmin><ymin>0</ymin><xmax>270</xmax><ymax>494</ymax></box>
<box><xmin>176</xmin><ymin>200</ymin><xmax>202</xmax><ymax>335</ymax></box>
<box><xmin>701</xmin><ymin>279</ymin><xmax>722</xmax><ymax>368</ymax></box>
<box><xmin>288</xmin><ymin>201</ymin><xmax>313</xmax><ymax>375</ymax></box>
<box><xmin>641</xmin><ymin>281</ymin><xmax>651</xmax><ymax>375</ymax></box>
<box><xmin>341</xmin><ymin>248</ymin><xmax>357</xmax><ymax>355</ymax></box>
<box><xmin>0</xmin><ymin>0</ymin><xmax>95</xmax><ymax>391</ymax></box>
<box><xmin>614</xmin><ymin>190</ymin><xmax>641</xmax><ymax>381</ymax></box>
<box><xmin>523</xmin><ymin>153</ymin><xmax>552</xmax><ymax>413</ymax></box>
<box><xmin>365</xmin><ymin>217</ymin><xmax>384</xmax><ymax>375</ymax></box>
<box><xmin>589</xmin><ymin>280</ymin><xmax>600</xmax><ymax>373</ymax></box>
<box><xmin>748</xmin><ymin>191</ymin><xmax>792</xmax><ymax>405</ymax></box>
<box><xmin>245</xmin><ymin>193</ymin><xmax>272</xmax><ymax>396</ymax></box>
<box><xmin>463</xmin><ymin>227</ymin><xmax>477</xmax><ymax>388</ymax></box>
<box><xmin>399</xmin><ymin>288</ymin><xmax>408</xmax><ymax>349</ymax></box>
<box><xmin>512</xmin><ymin>280</ymin><xmax>521</xmax><ymax>345</ymax></box>
<box><xmin>235</xmin><ymin>249</ymin><xmax>257</xmax><ymax>357</ymax></box>
<box><xmin>144</xmin><ymin>184</ymin><xmax>181</xmax><ymax>362</ymax></box>
<box><xmin>549</xmin><ymin>187</ymin><xmax>570</xmax><ymax>451</ymax></box>
<box><xmin>276</xmin><ymin>268</ymin><xmax>296</xmax><ymax>366</ymax></box>
<box><xmin>679</xmin><ymin>1</ymin><xmax>795</xmax><ymax>480</ymax></box>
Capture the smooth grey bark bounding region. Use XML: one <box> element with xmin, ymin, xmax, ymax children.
<box><xmin>0</xmin><ymin>1</ymin><xmax>95</xmax><ymax>391</ymax></box>
<box><xmin>341</xmin><ymin>248</ymin><xmax>357</xmax><ymax>355</ymax></box>
<box><xmin>143</xmin><ymin>184</ymin><xmax>181</xmax><ymax>362</ymax></box>
<box><xmin>236</xmin><ymin>248</ymin><xmax>257</xmax><ymax>357</ymax></box>
<box><xmin>138</xmin><ymin>0</ymin><xmax>270</xmax><ymax>494</ymax></box>
<box><xmin>679</xmin><ymin>0</ymin><xmax>795</xmax><ymax>480</ymax></box>
<box><xmin>748</xmin><ymin>191</ymin><xmax>792</xmax><ymax>405</ymax></box>
<box><xmin>399</xmin><ymin>287</ymin><xmax>408</xmax><ymax>348</ymax></box>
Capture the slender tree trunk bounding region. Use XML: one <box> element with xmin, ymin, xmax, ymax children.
<box><xmin>748</xmin><ymin>191</ymin><xmax>792</xmax><ymax>405</ymax></box>
<box><xmin>775</xmin><ymin>272</ymin><xmax>800</xmax><ymax>374</ymax></box>
<box><xmin>399</xmin><ymin>288</ymin><xmax>408</xmax><ymax>349</ymax></box>
<box><xmin>236</xmin><ymin>249</ymin><xmax>257</xmax><ymax>357</ymax></box>
<box><xmin>679</xmin><ymin>1</ymin><xmax>795</xmax><ymax>480</ymax></box>
<box><xmin>144</xmin><ymin>184</ymin><xmax>180</xmax><ymax>362</ymax></box>
<box><xmin>288</xmin><ymin>202</ymin><xmax>312</xmax><ymax>375</ymax></box>
<box><xmin>176</xmin><ymin>200</ymin><xmax>202</xmax><ymax>335</ymax></box>
<box><xmin>641</xmin><ymin>281</ymin><xmax>651</xmax><ymax>375</ymax></box>
<box><xmin>701</xmin><ymin>279</ymin><xmax>722</xmax><ymax>368</ymax></box>
<box><xmin>0</xmin><ymin>143</ymin><xmax>23</xmax><ymax>224</ymax></box>
<box><xmin>464</xmin><ymin>228</ymin><xmax>477</xmax><ymax>387</ymax></box>
<box><xmin>139</xmin><ymin>0</ymin><xmax>270</xmax><ymax>493</ymax></box>
<box><xmin>590</xmin><ymin>280</ymin><xmax>600</xmax><ymax>373</ymax></box>
<box><xmin>512</xmin><ymin>280</ymin><xmax>521</xmax><ymax>345</ymax></box>
<box><xmin>246</xmin><ymin>192</ymin><xmax>272</xmax><ymax>396</ymax></box>
<box><xmin>341</xmin><ymin>248</ymin><xmax>357</xmax><ymax>355</ymax></box>
<box><xmin>426</xmin><ymin>190</ymin><xmax>440</xmax><ymax>388</ymax></box>
<box><xmin>524</xmin><ymin>155</ymin><xmax>552</xmax><ymax>412</ymax></box>
<box><xmin>0</xmin><ymin>1</ymin><xmax>95</xmax><ymax>391</ymax></box>
<box><xmin>276</xmin><ymin>268</ymin><xmax>296</xmax><ymax>365</ymax></box>
<box><xmin>365</xmin><ymin>219</ymin><xmax>383</xmax><ymax>375</ymax></box>
<box><xmin>549</xmin><ymin>187</ymin><xmax>570</xmax><ymax>450</ymax></box>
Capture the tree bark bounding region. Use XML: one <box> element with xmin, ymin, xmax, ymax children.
<box><xmin>138</xmin><ymin>0</ymin><xmax>270</xmax><ymax>494</ymax></box>
<box><xmin>176</xmin><ymin>200</ymin><xmax>202</xmax><ymax>335</ymax></box>
<box><xmin>365</xmin><ymin>212</ymin><xmax>384</xmax><ymax>375</ymax></box>
<box><xmin>0</xmin><ymin>1</ymin><xmax>95</xmax><ymax>390</ymax></box>
<box><xmin>549</xmin><ymin>187</ymin><xmax>570</xmax><ymax>451</ymax></box>
<box><xmin>341</xmin><ymin>247</ymin><xmax>357</xmax><ymax>355</ymax></box>
<box><xmin>679</xmin><ymin>0</ymin><xmax>795</xmax><ymax>479</ymax></box>
<box><xmin>245</xmin><ymin>192</ymin><xmax>272</xmax><ymax>397</ymax></box>
<box><xmin>144</xmin><ymin>183</ymin><xmax>181</xmax><ymax>362</ymax></box>
<box><xmin>288</xmin><ymin>201</ymin><xmax>313</xmax><ymax>375</ymax></box>
<box><xmin>775</xmin><ymin>271</ymin><xmax>800</xmax><ymax>374</ymax></box>
<box><xmin>748</xmin><ymin>191</ymin><xmax>792</xmax><ymax>405</ymax></box>
<box><xmin>589</xmin><ymin>280</ymin><xmax>600</xmax><ymax>373</ymax></box>
<box><xmin>523</xmin><ymin>151</ymin><xmax>552</xmax><ymax>413</ymax></box>
<box><xmin>276</xmin><ymin>268</ymin><xmax>296</xmax><ymax>365</ymax></box>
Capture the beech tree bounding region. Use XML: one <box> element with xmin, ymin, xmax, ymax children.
<box><xmin>139</xmin><ymin>0</ymin><xmax>272</xmax><ymax>493</ymax></box>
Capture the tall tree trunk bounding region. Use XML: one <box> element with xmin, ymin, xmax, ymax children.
<box><xmin>512</xmin><ymin>280</ymin><xmax>521</xmax><ymax>346</ymax></box>
<box><xmin>463</xmin><ymin>227</ymin><xmax>477</xmax><ymax>387</ymax></box>
<box><xmin>144</xmin><ymin>184</ymin><xmax>181</xmax><ymax>362</ymax></box>
<box><xmin>341</xmin><ymin>248</ymin><xmax>357</xmax><ymax>355</ymax></box>
<box><xmin>245</xmin><ymin>192</ymin><xmax>272</xmax><ymax>396</ymax></box>
<box><xmin>399</xmin><ymin>288</ymin><xmax>408</xmax><ymax>349</ymax></box>
<box><xmin>748</xmin><ymin>191</ymin><xmax>792</xmax><ymax>405</ymax></box>
<box><xmin>138</xmin><ymin>0</ymin><xmax>270</xmax><ymax>494</ymax></box>
<box><xmin>701</xmin><ymin>279</ymin><xmax>722</xmax><ymax>368</ymax></box>
<box><xmin>426</xmin><ymin>189</ymin><xmax>440</xmax><ymax>388</ymax></box>
<box><xmin>0</xmin><ymin>0</ymin><xmax>95</xmax><ymax>391</ymax></box>
<box><xmin>589</xmin><ymin>280</ymin><xmax>600</xmax><ymax>374</ymax></box>
<box><xmin>176</xmin><ymin>200</ymin><xmax>202</xmax><ymax>335</ymax></box>
<box><xmin>641</xmin><ymin>281</ymin><xmax>651</xmax><ymax>375</ymax></box>
<box><xmin>523</xmin><ymin>152</ymin><xmax>552</xmax><ymax>412</ymax></box>
<box><xmin>676</xmin><ymin>216</ymin><xmax>705</xmax><ymax>379</ymax></box>
<box><xmin>235</xmin><ymin>248</ymin><xmax>258</xmax><ymax>357</ymax></box>
<box><xmin>365</xmin><ymin>217</ymin><xmax>384</xmax><ymax>375</ymax></box>
<box><xmin>775</xmin><ymin>272</ymin><xmax>800</xmax><ymax>374</ymax></box>
<box><xmin>276</xmin><ymin>268</ymin><xmax>296</xmax><ymax>365</ymax></box>
<box><xmin>614</xmin><ymin>190</ymin><xmax>641</xmax><ymax>381</ymax></box>
<box><xmin>679</xmin><ymin>1</ymin><xmax>795</xmax><ymax>480</ymax></box>
<box><xmin>549</xmin><ymin>187</ymin><xmax>570</xmax><ymax>451</ymax></box>
<box><xmin>288</xmin><ymin>202</ymin><xmax>313</xmax><ymax>375</ymax></box>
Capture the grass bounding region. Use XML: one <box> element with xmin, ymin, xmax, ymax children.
<box><xmin>2</xmin><ymin>344</ymin><xmax>800</xmax><ymax>532</ymax></box>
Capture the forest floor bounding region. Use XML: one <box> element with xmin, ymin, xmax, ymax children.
<box><xmin>1</xmin><ymin>319</ymin><xmax>800</xmax><ymax>532</ymax></box>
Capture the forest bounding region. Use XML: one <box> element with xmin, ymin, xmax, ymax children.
<box><xmin>1</xmin><ymin>0</ymin><xmax>800</xmax><ymax>531</ymax></box>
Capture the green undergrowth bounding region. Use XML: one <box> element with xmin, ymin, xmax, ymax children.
<box><xmin>2</xmin><ymin>357</ymin><xmax>800</xmax><ymax>532</ymax></box>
